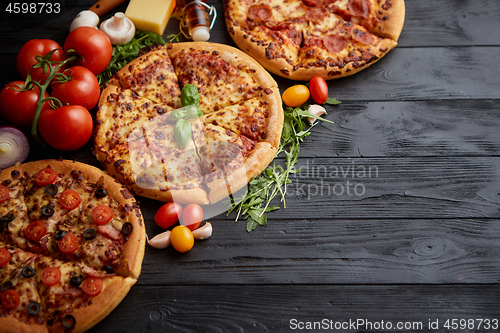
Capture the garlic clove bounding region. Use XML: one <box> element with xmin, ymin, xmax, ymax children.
<box><xmin>100</xmin><ymin>12</ymin><xmax>136</xmax><ymax>45</ymax></box>
<box><xmin>148</xmin><ymin>230</ymin><xmax>171</xmax><ymax>249</ymax></box>
<box><xmin>70</xmin><ymin>10</ymin><xmax>100</xmax><ymax>32</ymax></box>
<box><xmin>307</xmin><ymin>104</ymin><xmax>327</xmax><ymax>125</ymax></box>
<box><xmin>192</xmin><ymin>222</ymin><xmax>212</xmax><ymax>240</ymax></box>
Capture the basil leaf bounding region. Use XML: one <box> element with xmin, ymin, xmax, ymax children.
<box><xmin>185</xmin><ymin>105</ymin><xmax>203</xmax><ymax>119</ymax></box>
<box><xmin>168</xmin><ymin>108</ymin><xmax>187</xmax><ymax>121</ymax></box>
<box><xmin>174</xmin><ymin>119</ymin><xmax>192</xmax><ymax>148</ymax></box>
<box><xmin>181</xmin><ymin>84</ymin><xmax>200</xmax><ymax>107</ymax></box>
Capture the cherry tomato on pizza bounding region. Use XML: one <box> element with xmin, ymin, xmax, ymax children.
<box><xmin>181</xmin><ymin>204</ymin><xmax>203</xmax><ymax>231</ymax></box>
<box><xmin>92</xmin><ymin>205</ymin><xmax>113</xmax><ymax>225</ymax></box>
<box><xmin>51</xmin><ymin>66</ymin><xmax>100</xmax><ymax>110</ymax></box>
<box><xmin>35</xmin><ymin>167</ymin><xmax>58</xmax><ymax>186</ymax></box>
<box><xmin>309</xmin><ymin>77</ymin><xmax>329</xmax><ymax>104</ymax></box>
<box><xmin>81</xmin><ymin>277</ymin><xmax>103</xmax><ymax>296</ymax></box>
<box><xmin>0</xmin><ymin>248</ymin><xmax>11</xmax><ymax>267</ymax></box>
<box><xmin>170</xmin><ymin>225</ymin><xmax>194</xmax><ymax>253</ymax></box>
<box><xmin>59</xmin><ymin>189</ymin><xmax>81</xmax><ymax>210</ymax></box>
<box><xmin>0</xmin><ymin>81</ymin><xmax>50</xmax><ymax>127</ymax></box>
<box><xmin>282</xmin><ymin>85</ymin><xmax>310</xmax><ymax>107</ymax></box>
<box><xmin>37</xmin><ymin>105</ymin><xmax>93</xmax><ymax>151</ymax></box>
<box><xmin>64</xmin><ymin>27</ymin><xmax>113</xmax><ymax>75</ymax></box>
<box><xmin>41</xmin><ymin>267</ymin><xmax>61</xmax><ymax>286</ymax></box>
<box><xmin>25</xmin><ymin>220</ymin><xmax>47</xmax><ymax>242</ymax></box>
<box><xmin>16</xmin><ymin>39</ymin><xmax>66</xmax><ymax>84</ymax></box>
<box><xmin>58</xmin><ymin>232</ymin><xmax>79</xmax><ymax>254</ymax></box>
<box><xmin>1</xmin><ymin>289</ymin><xmax>20</xmax><ymax>309</ymax></box>
<box><xmin>0</xmin><ymin>185</ymin><xmax>10</xmax><ymax>202</ymax></box>
<box><xmin>155</xmin><ymin>202</ymin><xmax>183</xmax><ymax>229</ymax></box>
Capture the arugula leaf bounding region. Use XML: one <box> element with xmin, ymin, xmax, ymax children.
<box><xmin>325</xmin><ymin>97</ymin><xmax>342</xmax><ymax>105</ymax></box>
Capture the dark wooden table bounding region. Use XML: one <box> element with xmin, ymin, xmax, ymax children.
<box><xmin>1</xmin><ymin>0</ymin><xmax>500</xmax><ymax>332</ymax></box>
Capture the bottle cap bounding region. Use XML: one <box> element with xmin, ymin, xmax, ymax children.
<box><xmin>191</xmin><ymin>26</ymin><xmax>210</xmax><ymax>42</ymax></box>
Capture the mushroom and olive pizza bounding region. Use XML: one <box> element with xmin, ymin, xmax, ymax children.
<box><xmin>94</xmin><ymin>42</ymin><xmax>284</xmax><ymax>205</ymax></box>
<box><xmin>0</xmin><ymin>159</ymin><xmax>146</xmax><ymax>333</ymax></box>
<box><xmin>224</xmin><ymin>0</ymin><xmax>405</xmax><ymax>80</ymax></box>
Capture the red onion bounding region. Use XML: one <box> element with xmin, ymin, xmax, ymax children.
<box><xmin>0</xmin><ymin>126</ymin><xmax>29</xmax><ymax>169</ymax></box>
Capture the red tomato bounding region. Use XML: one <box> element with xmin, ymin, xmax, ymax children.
<box><xmin>41</xmin><ymin>267</ymin><xmax>61</xmax><ymax>286</ymax></box>
<box><xmin>0</xmin><ymin>248</ymin><xmax>11</xmax><ymax>267</ymax></box>
<box><xmin>37</xmin><ymin>105</ymin><xmax>93</xmax><ymax>151</ymax></box>
<box><xmin>155</xmin><ymin>202</ymin><xmax>183</xmax><ymax>229</ymax></box>
<box><xmin>64</xmin><ymin>27</ymin><xmax>112</xmax><ymax>75</ymax></box>
<box><xmin>309</xmin><ymin>77</ymin><xmax>329</xmax><ymax>104</ymax></box>
<box><xmin>92</xmin><ymin>205</ymin><xmax>113</xmax><ymax>225</ymax></box>
<box><xmin>81</xmin><ymin>277</ymin><xmax>103</xmax><ymax>296</ymax></box>
<box><xmin>181</xmin><ymin>204</ymin><xmax>203</xmax><ymax>231</ymax></box>
<box><xmin>58</xmin><ymin>233</ymin><xmax>79</xmax><ymax>254</ymax></box>
<box><xmin>0</xmin><ymin>81</ymin><xmax>50</xmax><ymax>127</ymax></box>
<box><xmin>25</xmin><ymin>220</ymin><xmax>47</xmax><ymax>242</ymax></box>
<box><xmin>1</xmin><ymin>289</ymin><xmax>20</xmax><ymax>309</ymax></box>
<box><xmin>0</xmin><ymin>185</ymin><xmax>10</xmax><ymax>202</ymax></box>
<box><xmin>35</xmin><ymin>167</ymin><xmax>58</xmax><ymax>186</ymax></box>
<box><xmin>51</xmin><ymin>66</ymin><xmax>100</xmax><ymax>110</ymax></box>
<box><xmin>59</xmin><ymin>189</ymin><xmax>81</xmax><ymax>210</ymax></box>
<box><xmin>16</xmin><ymin>39</ymin><xmax>66</xmax><ymax>84</ymax></box>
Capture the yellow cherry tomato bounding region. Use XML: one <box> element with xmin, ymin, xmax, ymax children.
<box><xmin>282</xmin><ymin>85</ymin><xmax>310</xmax><ymax>107</ymax></box>
<box><xmin>170</xmin><ymin>225</ymin><xmax>194</xmax><ymax>253</ymax></box>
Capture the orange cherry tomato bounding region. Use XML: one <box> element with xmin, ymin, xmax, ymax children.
<box><xmin>0</xmin><ymin>248</ymin><xmax>11</xmax><ymax>267</ymax></box>
<box><xmin>58</xmin><ymin>233</ymin><xmax>79</xmax><ymax>254</ymax></box>
<box><xmin>81</xmin><ymin>277</ymin><xmax>103</xmax><ymax>296</ymax></box>
<box><xmin>170</xmin><ymin>225</ymin><xmax>194</xmax><ymax>253</ymax></box>
<box><xmin>1</xmin><ymin>289</ymin><xmax>20</xmax><ymax>309</ymax></box>
<box><xmin>181</xmin><ymin>204</ymin><xmax>203</xmax><ymax>231</ymax></box>
<box><xmin>59</xmin><ymin>189</ymin><xmax>81</xmax><ymax>211</ymax></box>
<box><xmin>309</xmin><ymin>76</ymin><xmax>329</xmax><ymax>104</ymax></box>
<box><xmin>41</xmin><ymin>267</ymin><xmax>61</xmax><ymax>286</ymax></box>
<box><xmin>0</xmin><ymin>185</ymin><xmax>10</xmax><ymax>202</ymax></box>
<box><xmin>92</xmin><ymin>205</ymin><xmax>113</xmax><ymax>225</ymax></box>
<box><xmin>25</xmin><ymin>220</ymin><xmax>47</xmax><ymax>242</ymax></box>
<box><xmin>282</xmin><ymin>85</ymin><xmax>310</xmax><ymax>107</ymax></box>
<box><xmin>35</xmin><ymin>167</ymin><xmax>58</xmax><ymax>186</ymax></box>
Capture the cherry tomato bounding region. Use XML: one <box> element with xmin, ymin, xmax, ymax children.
<box><xmin>170</xmin><ymin>225</ymin><xmax>194</xmax><ymax>253</ymax></box>
<box><xmin>25</xmin><ymin>220</ymin><xmax>47</xmax><ymax>242</ymax></box>
<box><xmin>0</xmin><ymin>81</ymin><xmax>50</xmax><ymax>127</ymax></box>
<box><xmin>59</xmin><ymin>189</ymin><xmax>81</xmax><ymax>211</ymax></box>
<box><xmin>81</xmin><ymin>277</ymin><xmax>103</xmax><ymax>296</ymax></box>
<box><xmin>41</xmin><ymin>267</ymin><xmax>61</xmax><ymax>286</ymax></box>
<box><xmin>92</xmin><ymin>205</ymin><xmax>113</xmax><ymax>225</ymax></box>
<box><xmin>282</xmin><ymin>85</ymin><xmax>310</xmax><ymax>107</ymax></box>
<box><xmin>64</xmin><ymin>27</ymin><xmax>112</xmax><ymax>75</ymax></box>
<box><xmin>309</xmin><ymin>77</ymin><xmax>329</xmax><ymax>104</ymax></box>
<box><xmin>1</xmin><ymin>289</ymin><xmax>20</xmax><ymax>309</ymax></box>
<box><xmin>37</xmin><ymin>105</ymin><xmax>93</xmax><ymax>151</ymax></box>
<box><xmin>35</xmin><ymin>167</ymin><xmax>58</xmax><ymax>186</ymax></box>
<box><xmin>0</xmin><ymin>248</ymin><xmax>11</xmax><ymax>267</ymax></box>
<box><xmin>51</xmin><ymin>66</ymin><xmax>100</xmax><ymax>110</ymax></box>
<box><xmin>181</xmin><ymin>204</ymin><xmax>203</xmax><ymax>231</ymax></box>
<box><xmin>155</xmin><ymin>202</ymin><xmax>183</xmax><ymax>229</ymax></box>
<box><xmin>16</xmin><ymin>39</ymin><xmax>66</xmax><ymax>84</ymax></box>
<box><xmin>0</xmin><ymin>185</ymin><xmax>10</xmax><ymax>202</ymax></box>
<box><xmin>58</xmin><ymin>233</ymin><xmax>79</xmax><ymax>254</ymax></box>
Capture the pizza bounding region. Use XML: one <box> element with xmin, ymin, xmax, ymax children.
<box><xmin>0</xmin><ymin>159</ymin><xmax>146</xmax><ymax>333</ymax></box>
<box><xmin>94</xmin><ymin>42</ymin><xmax>284</xmax><ymax>205</ymax></box>
<box><xmin>224</xmin><ymin>0</ymin><xmax>406</xmax><ymax>80</ymax></box>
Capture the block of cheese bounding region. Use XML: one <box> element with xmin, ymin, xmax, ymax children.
<box><xmin>125</xmin><ymin>0</ymin><xmax>176</xmax><ymax>35</ymax></box>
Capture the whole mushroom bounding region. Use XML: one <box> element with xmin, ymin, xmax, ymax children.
<box><xmin>100</xmin><ymin>12</ymin><xmax>135</xmax><ymax>45</ymax></box>
<box><xmin>70</xmin><ymin>10</ymin><xmax>100</xmax><ymax>32</ymax></box>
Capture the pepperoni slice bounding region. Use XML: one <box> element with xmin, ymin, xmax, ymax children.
<box><xmin>35</xmin><ymin>167</ymin><xmax>58</xmax><ymax>186</ymax></box>
<box><xmin>59</xmin><ymin>189</ymin><xmax>81</xmax><ymax>211</ymax></box>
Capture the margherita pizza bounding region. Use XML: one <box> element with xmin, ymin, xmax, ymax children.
<box><xmin>94</xmin><ymin>42</ymin><xmax>284</xmax><ymax>205</ymax></box>
<box><xmin>224</xmin><ymin>0</ymin><xmax>405</xmax><ymax>80</ymax></box>
<box><xmin>0</xmin><ymin>159</ymin><xmax>146</xmax><ymax>333</ymax></box>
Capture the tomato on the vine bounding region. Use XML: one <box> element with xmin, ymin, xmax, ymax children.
<box><xmin>38</xmin><ymin>105</ymin><xmax>93</xmax><ymax>151</ymax></box>
<box><xmin>282</xmin><ymin>85</ymin><xmax>310</xmax><ymax>107</ymax></box>
<box><xmin>0</xmin><ymin>81</ymin><xmax>50</xmax><ymax>127</ymax></box>
<box><xmin>64</xmin><ymin>27</ymin><xmax>113</xmax><ymax>75</ymax></box>
<box><xmin>170</xmin><ymin>225</ymin><xmax>194</xmax><ymax>253</ymax></box>
<box><xmin>181</xmin><ymin>204</ymin><xmax>203</xmax><ymax>231</ymax></box>
<box><xmin>16</xmin><ymin>39</ymin><xmax>66</xmax><ymax>84</ymax></box>
<box><xmin>51</xmin><ymin>66</ymin><xmax>100</xmax><ymax>110</ymax></box>
<box><xmin>309</xmin><ymin>77</ymin><xmax>329</xmax><ymax>104</ymax></box>
<box><xmin>155</xmin><ymin>202</ymin><xmax>183</xmax><ymax>229</ymax></box>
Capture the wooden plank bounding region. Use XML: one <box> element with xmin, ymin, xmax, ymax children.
<box><xmin>90</xmin><ymin>285</ymin><xmax>500</xmax><ymax>332</ymax></box>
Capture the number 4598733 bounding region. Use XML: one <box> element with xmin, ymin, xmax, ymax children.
<box><xmin>5</xmin><ymin>3</ymin><xmax>61</xmax><ymax>14</ymax></box>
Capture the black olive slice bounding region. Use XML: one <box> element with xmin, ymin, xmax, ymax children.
<box><xmin>121</xmin><ymin>222</ymin><xmax>133</xmax><ymax>235</ymax></box>
<box><xmin>21</xmin><ymin>266</ymin><xmax>36</xmax><ymax>278</ymax></box>
<box><xmin>82</xmin><ymin>228</ymin><xmax>97</xmax><ymax>240</ymax></box>
<box><xmin>0</xmin><ymin>281</ymin><xmax>13</xmax><ymax>292</ymax></box>
<box><xmin>95</xmin><ymin>188</ymin><xmax>107</xmax><ymax>198</ymax></box>
<box><xmin>102</xmin><ymin>265</ymin><xmax>113</xmax><ymax>274</ymax></box>
<box><xmin>62</xmin><ymin>315</ymin><xmax>76</xmax><ymax>329</ymax></box>
<box><xmin>0</xmin><ymin>212</ymin><xmax>15</xmax><ymax>223</ymax></box>
<box><xmin>27</xmin><ymin>301</ymin><xmax>41</xmax><ymax>315</ymax></box>
<box><xmin>41</xmin><ymin>205</ymin><xmax>55</xmax><ymax>217</ymax></box>
<box><xmin>70</xmin><ymin>275</ymin><xmax>82</xmax><ymax>287</ymax></box>
<box><xmin>44</xmin><ymin>184</ymin><xmax>58</xmax><ymax>196</ymax></box>
<box><xmin>54</xmin><ymin>230</ymin><xmax>66</xmax><ymax>240</ymax></box>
